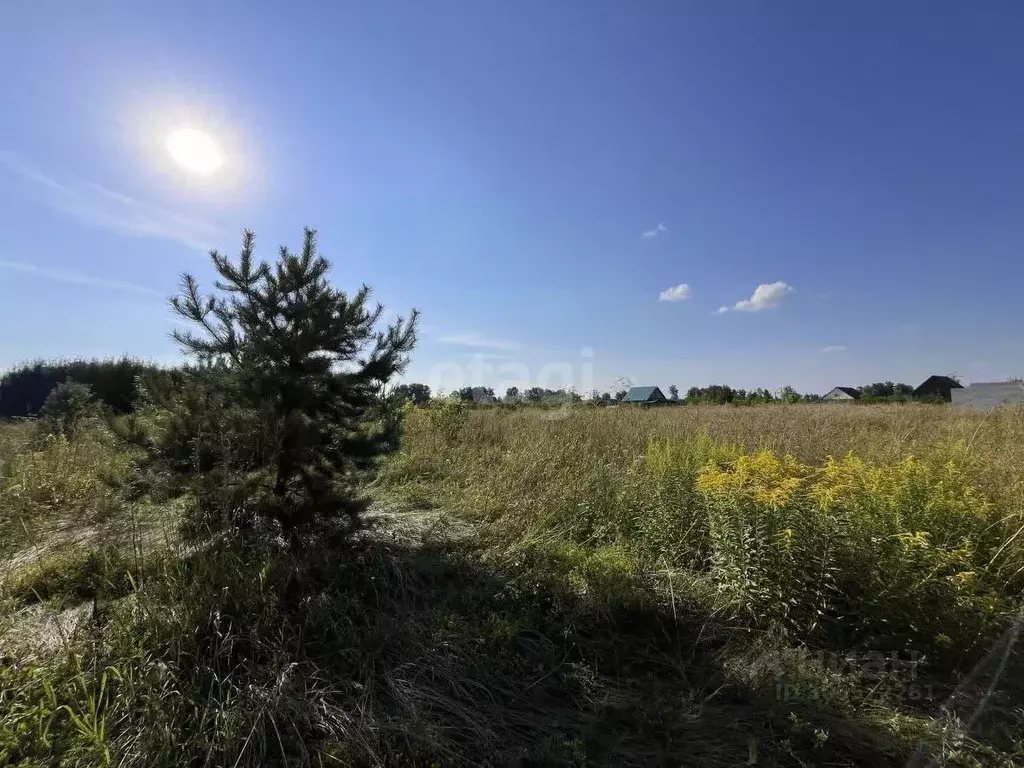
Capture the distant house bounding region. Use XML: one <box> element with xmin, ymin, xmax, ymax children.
<box><xmin>913</xmin><ymin>375</ymin><xmax>963</xmax><ymax>402</ymax></box>
<box><xmin>621</xmin><ymin>386</ymin><xmax>667</xmax><ymax>404</ymax></box>
<box><xmin>823</xmin><ymin>386</ymin><xmax>861</xmax><ymax>402</ymax></box>
<box><xmin>952</xmin><ymin>381</ymin><xmax>1024</xmax><ymax>410</ymax></box>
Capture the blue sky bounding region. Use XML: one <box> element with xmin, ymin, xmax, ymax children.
<box><xmin>1</xmin><ymin>1</ymin><xmax>1022</xmax><ymax>395</ymax></box>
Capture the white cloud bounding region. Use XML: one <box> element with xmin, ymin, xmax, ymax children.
<box><xmin>642</xmin><ymin>223</ymin><xmax>668</xmax><ymax>239</ymax></box>
<box><xmin>0</xmin><ymin>151</ymin><xmax>220</xmax><ymax>251</ymax></box>
<box><xmin>0</xmin><ymin>260</ymin><xmax>161</xmax><ymax>295</ymax></box>
<box><xmin>438</xmin><ymin>331</ymin><xmax>523</xmax><ymax>351</ymax></box>
<box><xmin>821</xmin><ymin>345</ymin><xmax>847</xmax><ymax>353</ymax></box>
<box><xmin>657</xmin><ymin>283</ymin><xmax>691</xmax><ymax>302</ymax></box>
<box><xmin>718</xmin><ymin>281</ymin><xmax>795</xmax><ymax>313</ymax></box>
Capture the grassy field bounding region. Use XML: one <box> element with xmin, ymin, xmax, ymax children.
<box><xmin>2</xmin><ymin>404</ymin><xmax>1024</xmax><ymax>765</ymax></box>
<box><xmin>382</xmin><ymin>402</ymin><xmax>1024</xmax><ymax>765</ymax></box>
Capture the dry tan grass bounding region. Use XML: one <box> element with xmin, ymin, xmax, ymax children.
<box><xmin>467</xmin><ymin>402</ymin><xmax>1023</xmax><ymax>461</ymax></box>
<box><xmin>429</xmin><ymin>403</ymin><xmax>1024</xmax><ymax>515</ymax></box>
<box><xmin>0</xmin><ymin>601</ymin><xmax>92</xmax><ymax>661</ymax></box>
<box><xmin>0</xmin><ymin>419</ymin><xmax>37</xmax><ymax>460</ymax></box>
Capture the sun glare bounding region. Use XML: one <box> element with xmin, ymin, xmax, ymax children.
<box><xmin>165</xmin><ymin>127</ymin><xmax>223</xmax><ymax>176</ymax></box>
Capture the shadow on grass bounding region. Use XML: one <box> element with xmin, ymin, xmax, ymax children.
<box><xmin>165</xmin><ymin>522</ymin><xmax>920</xmax><ymax>767</ymax></box>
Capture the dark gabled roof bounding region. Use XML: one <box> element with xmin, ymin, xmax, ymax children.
<box><xmin>830</xmin><ymin>386</ymin><xmax>861</xmax><ymax>399</ymax></box>
<box><xmin>622</xmin><ymin>386</ymin><xmax>666</xmax><ymax>403</ymax></box>
<box><xmin>913</xmin><ymin>375</ymin><xmax>963</xmax><ymax>396</ymax></box>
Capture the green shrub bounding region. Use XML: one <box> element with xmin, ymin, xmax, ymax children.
<box><xmin>40</xmin><ymin>381</ymin><xmax>98</xmax><ymax>435</ymax></box>
<box><xmin>424</xmin><ymin>397</ymin><xmax>470</xmax><ymax>443</ymax></box>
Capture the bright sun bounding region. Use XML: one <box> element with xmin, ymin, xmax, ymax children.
<box><xmin>165</xmin><ymin>127</ymin><xmax>223</xmax><ymax>175</ymax></box>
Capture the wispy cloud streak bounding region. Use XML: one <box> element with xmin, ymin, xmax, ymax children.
<box><xmin>438</xmin><ymin>331</ymin><xmax>524</xmax><ymax>351</ymax></box>
<box><xmin>0</xmin><ymin>259</ymin><xmax>162</xmax><ymax>295</ymax></box>
<box><xmin>0</xmin><ymin>151</ymin><xmax>220</xmax><ymax>251</ymax></box>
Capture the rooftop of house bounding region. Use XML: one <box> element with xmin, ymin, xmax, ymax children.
<box><xmin>622</xmin><ymin>386</ymin><xmax>665</xmax><ymax>402</ymax></box>
<box><xmin>914</xmin><ymin>375</ymin><xmax>963</xmax><ymax>395</ymax></box>
<box><xmin>829</xmin><ymin>386</ymin><xmax>861</xmax><ymax>399</ymax></box>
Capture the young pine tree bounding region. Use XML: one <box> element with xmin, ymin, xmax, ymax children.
<box><xmin>167</xmin><ymin>228</ymin><xmax>418</xmax><ymax>534</ymax></box>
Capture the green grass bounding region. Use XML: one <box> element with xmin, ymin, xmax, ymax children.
<box><xmin>3</xmin><ymin>548</ymin><xmax>139</xmax><ymax>609</ymax></box>
<box><xmin>3</xmin><ymin>407</ymin><xmax>1024</xmax><ymax>766</ymax></box>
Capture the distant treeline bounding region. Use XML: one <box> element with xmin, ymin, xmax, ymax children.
<box><xmin>683</xmin><ymin>382</ymin><xmax>920</xmax><ymax>404</ymax></box>
<box><xmin>682</xmin><ymin>385</ymin><xmax>783</xmax><ymax>404</ymax></box>
<box><xmin>847</xmin><ymin>382</ymin><xmax>917</xmax><ymax>401</ymax></box>
<box><xmin>392</xmin><ymin>384</ymin><xmax>582</xmax><ymax>406</ymax></box>
<box><xmin>0</xmin><ymin>358</ymin><xmax>177</xmax><ymax>417</ymax></box>
<box><xmin>0</xmin><ymin>362</ymin><xmax>935</xmax><ymax>418</ymax></box>
<box><xmin>393</xmin><ymin>380</ymin><xmax>930</xmax><ymax>407</ymax></box>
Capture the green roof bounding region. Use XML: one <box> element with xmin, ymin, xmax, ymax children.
<box><xmin>622</xmin><ymin>386</ymin><xmax>665</xmax><ymax>403</ymax></box>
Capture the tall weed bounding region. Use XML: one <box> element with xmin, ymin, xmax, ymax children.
<box><xmin>695</xmin><ymin>450</ymin><xmax>1009</xmax><ymax>659</ymax></box>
